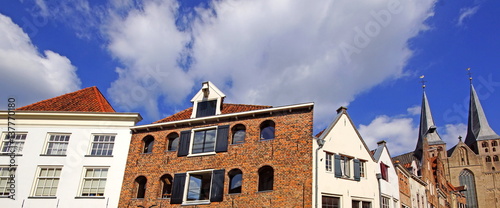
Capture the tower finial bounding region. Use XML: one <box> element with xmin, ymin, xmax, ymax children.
<box><xmin>420</xmin><ymin>75</ymin><xmax>426</xmax><ymax>89</ymax></box>
<box><xmin>467</xmin><ymin>68</ymin><xmax>472</xmax><ymax>84</ymax></box>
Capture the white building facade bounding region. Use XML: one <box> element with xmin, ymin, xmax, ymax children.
<box><xmin>313</xmin><ymin>107</ymin><xmax>380</xmax><ymax>208</ymax></box>
<box><xmin>0</xmin><ymin>87</ymin><xmax>141</xmax><ymax>208</ymax></box>
<box><xmin>373</xmin><ymin>141</ymin><xmax>401</xmax><ymax>208</ymax></box>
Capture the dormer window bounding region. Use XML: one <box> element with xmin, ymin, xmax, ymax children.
<box><xmin>196</xmin><ymin>100</ymin><xmax>217</xmax><ymax>117</ymax></box>
<box><xmin>190</xmin><ymin>81</ymin><xmax>226</xmax><ymax>118</ymax></box>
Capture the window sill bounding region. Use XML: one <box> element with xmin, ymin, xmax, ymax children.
<box><xmin>259</xmin><ymin>138</ymin><xmax>275</xmax><ymax>141</ymax></box>
<box><xmin>187</xmin><ymin>152</ymin><xmax>216</xmax><ymax>157</ymax></box>
<box><xmin>28</xmin><ymin>196</ymin><xmax>57</xmax><ymax>199</ymax></box>
<box><xmin>84</xmin><ymin>155</ymin><xmax>113</xmax><ymax>157</ymax></box>
<box><xmin>39</xmin><ymin>154</ymin><xmax>66</xmax><ymax>157</ymax></box>
<box><xmin>75</xmin><ymin>196</ymin><xmax>105</xmax><ymax>199</ymax></box>
<box><xmin>0</xmin><ymin>153</ymin><xmax>22</xmax><ymax>156</ymax></box>
<box><xmin>257</xmin><ymin>190</ymin><xmax>273</xmax><ymax>193</ymax></box>
<box><xmin>182</xmin><ymin>200</ymin><xmax>210</xmax><ymax>206</ymax></box>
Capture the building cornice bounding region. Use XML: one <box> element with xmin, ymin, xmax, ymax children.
<box><xmin>0</xmin><ymin>110</ymin><xmax>142</xmax><ymax>123</ymax></box>
<box><xmin>131</xmin><ymin>102</ymin><xmax>314</xmax><ymax>132</ymax></box>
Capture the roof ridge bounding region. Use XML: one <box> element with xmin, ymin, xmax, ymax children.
<box><xmin>17</xmin><ymin>87</ymin><xmax>93</xmax><ymax>110</ymax></box>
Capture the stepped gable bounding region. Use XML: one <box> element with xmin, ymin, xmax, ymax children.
<box><xmin>153</xmin><ymin>103</ymin><xmax>272</xmax><ymax>123</ymax></box>
<box><xmin>17</xmin><ymin>86</ymin><xmax>115</xmax><ymax>112</ymax></box>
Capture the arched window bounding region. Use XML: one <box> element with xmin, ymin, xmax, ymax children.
<box><xmin>494</xmin><ymin>148</ymin><xmax>497</xmax><ymax>152</ymax></box>
<box><xmin>160</xmin><ymin>174</ymin><xmax>173</xmax><ymax>198</ymax></box>
<box><xmin>228</xmin><ymin>169</ymin><xmax>243</xmax><ymax>194</ymax></box>
<box><xmin>167</xmin><ymin>133</ymin><xmax>179</xmax><ymax>151</ymax></box>
<box><xmin>232</xmin><ymin>124</ymin><xmax>246</xmax><ymax>144</ymax></box>
<box><xmin>493</xmin><ymin>141</ymin><xmax>498</xmax><ymax>147</ymax></box>
<box><xmin>135</xmin><ymin>176</ymin><xmax>147</xmax><ymax>198</ymax></box>
<box><xmin>258</xmin><ymin>166</ymin><xmax>274</xmax><ymax>191</ymax></box>
<box><xmin>143</xmin><ymin>136</ymin><xmax>154</xmax><ymax>153</ymax></box>
<box><xmin>482</xmin><ymin>142</ymin><xmax>488</xmax><ymax>147</ymax></box>
<box><xmin>494</xmin><ymin>155</ymin><xmax>499</xmax><ymax>162</ymax></box>
<box><xmin>260</xmin><ymin>120</ymin><xmax>275</xmax><ymax>140</ymax></box>
<box><xmin>485</xmin><ymin>148</ymin><xmax>489</xmax><ymax>153</ymax></box>
<box><xmin>459</xmin><ymin>170</ymin><xmax>478</xmax><ymax>208</ymax></box>
<box><xmin>486</xmin><ymin>156</ymin><xmax>492</xmax><ymax>162</ymax></box>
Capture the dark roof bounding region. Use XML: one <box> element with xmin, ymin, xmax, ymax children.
<box><xmin>154</xmin><ymin>103</ymin><xmax>272</xmax><ymax>123</ymax></box>
<box><xmin>17</xmin><ymin>86</ymin><xmax>115</xmax><ymax>112</ymax></box>
<box><xmin>465</xmin><ymin>84</ymin><xmax>500</xmax><ymax>153</ymax></box>
<box><xmin>392</xmin><ymin>152</ymin><xmax>417</xmax><ymax>168</ymax></box>
<box><xmin>414</xmin><ymin>91</ymin><xmax>445</xmax><ymax>162</ymax></box>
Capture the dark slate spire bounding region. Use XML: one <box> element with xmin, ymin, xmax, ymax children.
<box><xmin>414</xmin><ymin>90</ymin><xmax>445</xmax><ymax>161</ymax></box>
<box><xmin>464</xmin><ymin>84</ymin><xmax>500</xmax><ymax>153</ymax></box>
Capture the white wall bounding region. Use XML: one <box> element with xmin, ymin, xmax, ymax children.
<box><xmin>376</xmin><ymin>145</ymin><xmax>401</xmax><ymax>208</ymax></box>
<box><xmin>0</xmin><ymin>112</ymin><xmax>139</xmax><ymax>208</ymax></box>
<box><xmin>313</xmin><ymin>113</ymin><xmax>379</xmax><ymax>208</ymax></box>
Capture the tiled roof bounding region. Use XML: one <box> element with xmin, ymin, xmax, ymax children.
<box><xmin>154</xmin><ymin>103</ymin><xmax>272</xmax><ymax>123</ymax></box>
<box><xmin>315</xmin><ymin>129</ymin><xmax>325</xmax><ymax>138</ymax></box>
<box><xmin>392</xmin><ymin>152</ymin><xmax>417</xmax><ymax>167</ymax></box>
<box><xmin>17</xmin><ymin>86</ymin><xmax>115</xmax><ymax>112</ymax></box>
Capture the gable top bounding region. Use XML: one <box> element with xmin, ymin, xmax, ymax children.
<box><xmin>154</xmin><ymin>103</ymin><xmax>272</xmax><ymax>123</ymax></box>
<box><xmin>373</xmin><ymin>140</ymin><xmax>394</xmax><ymax>163</ymax></box>
<box><xmin>317</xmin><ymin>106</ymin><xmax>375</xmax><ymax>161</ymax></box>
<box><xmin>190</xmin><ymin>81</ymin><xmax>226</xmax><ymax>118</ymax></box>
<box><xmin>465</xmin><ymin>84</ymin><xmax>500</xmax><ymax>149</ymax></box>
<box><xmin>17</xmin><ymin>86</ymin><xmax>115</xmax><ymax>113</ymax></box>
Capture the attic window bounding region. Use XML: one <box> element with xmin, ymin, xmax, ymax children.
<box><xmin>196</xmin><ymin>100</ymin><xmax>217</xmax><ymax>118</ymax></box>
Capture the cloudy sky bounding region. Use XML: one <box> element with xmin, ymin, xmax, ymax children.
<box><xmin>1</xmin><ymin>0</ymin><xmax>499</xmax><ymax>156</ymax></box>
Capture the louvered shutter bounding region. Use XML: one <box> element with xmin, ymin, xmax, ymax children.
<box><xmin>215</xmin><ymin>125</ymin><xmax>229</xmax><ymax>152</ymax></box>
<box><xmin>170</xmin><ymin>173</ymin><xmax>186</xmax><ymax>204</ymax></box>
<box><xmin>210</xmin><ymin>169</ymin><xmax>225</xmax><ymax>202</ymax></box>
<box><xmin>177</xmin><ymin>130</ymin><xmax>191</xmax><ymax>157</ymax></box>
<box><xmin>334</xmin><ymin>154</ymin><xmax>342</xmax><ymax>178</ymax></box>
<box><xmin>353</xmin><ymin>159</ymin><xmax>360</xmax><ymax>181</ymax></box>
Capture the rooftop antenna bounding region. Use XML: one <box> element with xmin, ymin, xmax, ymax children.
<box><xmin>467</xmin><ymin>68</ymin><xmax>473</xmax><ymax>84</ymax></box>
<box><xmin>420</xmin><ymin>75</ymin><xmax>426</xmax><ymax>90</ymax></box>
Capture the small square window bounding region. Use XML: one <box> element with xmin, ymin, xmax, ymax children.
<box><xmin>322</xmin><ymin>195</ymin><xmax>340</xmax><ymax>208</ymax></box>
<box><xmin>80</xmin><ymin>168</ymin><xmax>108</xmax><ymax>196</ymax></box>
<box><xmin>192</xmin><ymin>129</ymin><xmax>217</xmax><ymax>154</ymax></box>
<box><xmin>0</xmin><ymin>167</ymin><xmax>15</xmax><ymax>196</ymax></box>
<box><xmin>1</xmin><ymin>133</ymin><xmax>27</xmax><ymax>154</ymax></box>
<box><xmin>196</xmin><ymin>100</ymin><xmax>217</xmax><ymax>118</ymax></box>
<box><xmin>44</xmin><ymin>134</ymin><xmax>70</xmax><ymax>155</ymax></box>
<box><xmin>90</xmin><ymin>135</ymin><xmax>115</xmax><ymax>156</ymax></box>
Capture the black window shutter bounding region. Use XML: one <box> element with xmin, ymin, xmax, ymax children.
<box><xmin>210</xmin><ymin>169</ymin><xmax>225</xmax><ymax>202</ymax></box>
<box><xmin>353</xmin><ymin>159</ymin><xmax>360</xmax><ymax>181</ymax></box>
<box><xmin>177</xmin><ymin>130</ymin><xmax>191</xmax><ymax>157</ymax></box>
<box><xmin>334</xmin><ymin>154</ymin><xmax>342</xmax><ymax>178</ymax></box>
<box><xmin>170</xmin><ymin>173</ymin><xmax>186</xmax><ymax>204</ymax></box>
<box><xmin>215</xmin><ymin>125</ymin><xmax>229</xmax><ymax>152</ymax></box>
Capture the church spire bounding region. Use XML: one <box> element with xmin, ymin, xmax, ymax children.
<box><xmin>464</xmin><ymin>71</ymin><xmax>500</xmax><ymax>153</ymax></box>
<box><xmin>414</xmin><ymin>76</ymin><xmax>445</xmax><ymax>161</ymax></box>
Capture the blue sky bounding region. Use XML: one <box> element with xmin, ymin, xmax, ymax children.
<box><xmin>1</xmin><ymin>0</ymin><xmax>499</xmax><ymax>155</ymax></box>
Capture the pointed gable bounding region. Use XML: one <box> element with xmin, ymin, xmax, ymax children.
<box><xmin>465</xmin><ymin>84</ymin><xmax>500</xmax><ymax>153</ymax></box>
<box><xmin>414</xmin><ymin>91</ymin><xmax>444</xmax><ymax>161</ymax></box>
<box><xmin>17</xmin><ymin>86</ymin><xmax>115</xmax><ymax>112</ymax></box>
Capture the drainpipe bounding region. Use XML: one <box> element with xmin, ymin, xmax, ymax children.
<box><xmin>377</xmin><ymin>173</ymin><xmax>382</xmax><ymax>208</ymax></box>
<box><xmin>315</xmin><ymin>137</ymin><xmax>325</xmax><ymax>208</ymax></box>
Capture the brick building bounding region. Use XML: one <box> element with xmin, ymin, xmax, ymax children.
<box><xmin>118</xmin><ymin>81</ymin><xmax>314</xmax><ymax>207</ymax></box>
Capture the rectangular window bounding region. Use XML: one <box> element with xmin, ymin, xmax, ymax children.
<box><xmin>90</xmin><ymin>135</ymin><xmax>115</xmax><ymax>156</ymax></box>
<box><xmin>170</xmin><ymin>169</ymin><xmax>224</xmax><ymax>204</ymax></box>
<box><xmin>382</xmin><ymin>196</ymin><xmax>390</xmax><ymax>208</ymax></box>
<box><xmin>33</xmin><ymin>167</ymin><xmax>62</xmax><ymax>197</ymax></box>
<box><xmin>44</xmin><ymin>134</ymin><xmax>70</xmax><ymax>155</ymax></box>
<box><xmin>340</xmin><ymin>155</ymin><xmax>351</xmax><ymax>178</ymax></box>
<box><xmin>80</xmin><ymin>168</ymin><xmax>108</xmax><ymax>196</ymax></box>
<box><xmin>360</xmin><ymin>161</ymin><xmax>366</xmax><ymax>178</ymax></box>
<box><xmin>0</xmin><ymin>167</ymin><xmax>14</xmax><ymax>196</ymax></box>
<box><xmin>192</xmin><ymin>129</ymin><xmax>217</xmax><ymax>154</ymax></box>
<box><xmin>326</xmin><ymin>152</ymin><xmax>333</xmax><ymax>172</ymax></box>
<box><xmin>196</xmin><ymin>100</ymin><xmax>217</xmax><ymax>118</ymax></box>
<box><xmin>380</xmin><ymin>162</ymin><xmax>389</xmax><ymax>181</ymax></box>
<box><xmin>322</xmin><ymin>195</ymin><xmax>340</xmax><ymax>208</ymax></box>
<box><xmin>353</xmin><ymin>200</ymin><xmax>360</xmax><ymax>208</ymax></box>
<box><xmin>362</xmin><ymin>201</ymin><xmax>372</xmax><ymax>208</ymax></box>
<box><xmin>187</xmin><ymin>171</ymin><xmax>212</xmax><ymax>201</ymax></box>
<box><xmin>1</xmin><ymin>133</ymin><xmax>27</xmax><ymax>153</ymax></box>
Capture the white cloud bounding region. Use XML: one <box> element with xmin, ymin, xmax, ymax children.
<box><xmin>441</xmin><ymin>123</ymin><xmax>467</xmax><ymax>146</ymax></box>
<box><xmin>457</xmin><ymin>6</ymin><xmax>479</xmax><ymax>26</ymax></box>
<box><xmin>407</xmin><ymin>105</ymin><xmax>421</xmax><ymax>115</ymax></box>
<box><xmin>0</xmin><ymin>14</ymin><xmax>80</xmax><ymax>108</ymax></box>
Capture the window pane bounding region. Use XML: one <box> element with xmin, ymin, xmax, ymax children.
<box><xmin>91</xmin><ymin>135</ymin><xmax>115</xmax><ymax>156</ymax></box>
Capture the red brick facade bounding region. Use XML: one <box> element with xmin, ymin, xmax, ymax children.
<box><xmin>118</xmin><ymin>106</ymin><xmax>314</xmax><ymax>207</ymax></box>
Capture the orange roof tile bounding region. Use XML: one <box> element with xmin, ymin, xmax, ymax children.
<box><xmin>154</xmin><ymin>103</ymin><xmax>272</xmax><ymax>123</ymax></box>
<box><xmin>17</xmin><ymin>86</ymin><xmax>115</xmax><ymax>112</ymax></box>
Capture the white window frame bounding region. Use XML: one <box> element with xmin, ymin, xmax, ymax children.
<box><xmin>0</xmin><ymin>166</ymin><xmax>15</xmax><ymax>196</ymax></box>
<box><xmin>42</xmin><ymin>133</ymin><xmax>71</xmax><ymax>155</ymax></box>
<box><xmin>360</xmin><ymin>160</ymin><xmax>366</xmax><ymax>178</ymax></box>
<box><xmin>381</xmin><ymin>196</ymin><xmax>390</xmax><ymax>208</ymax></box>
<box><xmin>89</xmin><ymin>134</ymin><xmax>116</xmax><ymax>156</ymax></box>
<box><xmin>1</xmin><ymin>132</ymin><xmax>27</xmax><ymax>154</ymax></box>
<box><xmin>352</xmin><ymin>198</ymin><xmax>373</xmax><ymax>208</ymax></box>
<box><xmin>188</xmin><ymin>126</ymin><xmax>218</xmax><ymax>156</ymax></box>
<box><xmin>31</xmin><ymin>166</ymin><xmax>62</xmax><ymax>197</ymax></box>
<box><xmin>325</xmin><ymin>152</ymin><xmax>333</xmax><ymax>172</ymax></box>
<box><xmin>182</xmin><ymin>169</ymin><xmax>215</xmax><ymax>205</ymax></box>
<box><xmin>340</xmin><ymin>155</ymin><xmax>352</xmax><ymax>178</ymax></box>
<box><xmin>79</xmin><ymin>167</ymin><xmax>109</xmax><ymax>197</ymax></box>
<box><xmin>322</xmin><ymin>194</ymin><xmax>341</xmax><ymax>208</ymax></box>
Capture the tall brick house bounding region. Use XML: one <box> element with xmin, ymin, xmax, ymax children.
<box><xmin>118</xmin><ymin>81</ymin><xmax>314</xmax><ymax>207</ymax></box>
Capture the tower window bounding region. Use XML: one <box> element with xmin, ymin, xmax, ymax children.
<box><xmin>228</xmin><ymin>169</ymin><xmax>242</xmax><ymax>194</ymax></box>
<box><xmin>260</xmin><ymin>120</ymin><xmax>275</xmax><ymax>140</ymax></box>
<box><xmin>258</xmin><ymin>166</ymin><xmax>274</xmax><ymax>191</ymax></box>
<box><xmin>135</xmin><ymin>176</ymin><xmax>147</xmax><ymax>199</ymax></box>
<box><xmin>167</xmin><ymin>133</ymin><xmax>179</xmax><ymax>151</ymax></box>
<box><xmin>143</xmin><ymin>136</ymin><xmax>154</xmax><ymax>153</ymax></box>
<box><xmin>231</xmin><ymin>124</ymin><xmax>246</xmax><ymax>144</ymax></box>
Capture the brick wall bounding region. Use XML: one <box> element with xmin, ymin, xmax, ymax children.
<box><xmin>118</xmin><ymin>108</ymin><xmax>314</xmax><ymax>208</ymax></box>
